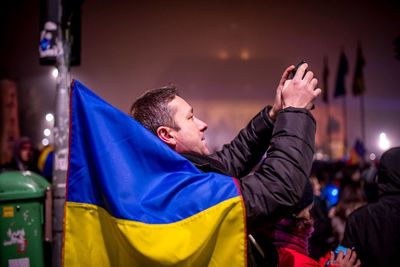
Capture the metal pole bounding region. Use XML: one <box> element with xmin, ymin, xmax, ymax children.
<box><xmin>326</xmin><ymin>104</ymin><xmax>332</xmax><ymax>159</ymax></box>
<box><xmin>360</xmin><ymin>94</ymin><xmax>366</xmax><ymax>145</ymax></box>
<box><xmin>52</xmin><ymin>10</ymin><xmax>70</xmax><ymax>267</ymax></box>
<box><xmin>342</xmin><ymin>96</ymin><xmax>348</xmax><ymax>157</ymax></box>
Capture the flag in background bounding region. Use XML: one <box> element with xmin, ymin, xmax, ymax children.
<box><xmin>37</xmin><ymin>145</ymin><xmax>54</xmax><ymax>180</ymax></box>
<box><xmin>334</xmin><ymin>50</ymin><xmax>349</xmax><ymax>98</ymax></box>
<box><xmin>322</xmin><ymin>56</ymin><xmax>329</xmax><ymax>103</ymax></box>
<box><xmin>347</xmin><ymin>139</ymin><xmax>366</xmax><ymax>165</ymax></box>
<box><xmin>352</xmin><ymin>43</ymin><xmax>366</xmax><ymax>96</ymax></box>
<box><xmin>62</xmin><ymin>80</ymin><xmax>246</xmax><ymax>267</ymax></box>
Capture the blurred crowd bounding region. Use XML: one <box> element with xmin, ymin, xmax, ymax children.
<box><xmin>308</xmin><ymin>158</ymin><xmax>378</xmax><ymax>260</ymax></box>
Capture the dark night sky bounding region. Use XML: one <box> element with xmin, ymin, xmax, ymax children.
<box><xmin>1</xmin><ymin>0</ymin><xmax>400</xmax><ymax>157</ymax></box>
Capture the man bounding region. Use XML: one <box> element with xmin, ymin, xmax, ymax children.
<box><xmin>131</xmin><ymin>63</ymin><xmax>321</xmax><ymax>266</ymax></box>
<box><xmin>342</xmin><ymin>147</ymin><xmax>400</xmax><ymax>267</ymax></box>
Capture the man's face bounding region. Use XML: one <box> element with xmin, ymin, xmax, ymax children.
<box><xmin>168</xmin><ymin>96</ymin><xmax>210</xmax><ymax>155</ymax></box>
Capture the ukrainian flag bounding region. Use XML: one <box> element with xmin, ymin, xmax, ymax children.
<box><xmin>62</xmin><ymin>81</ymin><xmax>247</xmax><ymax>266</ymax></box>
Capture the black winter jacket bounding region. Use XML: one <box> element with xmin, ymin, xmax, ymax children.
<box><xmin>183</xmin><ymin>106</ymin><xmax>316</xmax><ymax>266</ymax></box>
<box><xmin>342</xmin><ymin>147</ymin><xmax>400</xmax><ymax>267</ymax></box>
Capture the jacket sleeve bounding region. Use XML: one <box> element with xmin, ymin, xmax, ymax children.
<box><xmin>210</xmin><ymin>106</ymin><xmax>275</xmax><ymax>177</ymax></box>
<box><xmin>239</xmin><ymin>107</ymin><xmax>316</xmax><ymax>229</ymax></box>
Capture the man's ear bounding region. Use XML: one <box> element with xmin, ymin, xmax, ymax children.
<box><xmin>156</xmin><ymin>126</ymin><xmax>176</xmax><ymax>146</ymax></box>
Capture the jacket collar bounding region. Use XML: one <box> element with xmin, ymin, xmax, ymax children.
<box><xmin>181</xmin><ymin>153</ymin><xmax>229</xmax><ymax>175</ymax></box>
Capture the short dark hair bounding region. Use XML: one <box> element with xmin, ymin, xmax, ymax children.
<box><xmin>130</xmin><ymin>86</ymin><xmax>180</xmax><ymax>134</ymax></box>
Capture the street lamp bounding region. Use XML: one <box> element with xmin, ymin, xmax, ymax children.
<box><xmin>42</xmin><ymin>138</ymin><xmax>49</xmax><ymax>146</ymax></box>
<box><xmin>46</xmin><ymin>113</ymin><xmax>54</xmax><ymax>122</ymax></box>
<box><xmin>378</xmin><ymin>132</ymin><xmax>390</xmax><ymax>151</ymax></box>
<box><xmin>44</xmin><ymin>128</ymin><xmax>51</xmax><ymax>137</ymax></box>
<box><xmin>52</xmin><ymin>67</ymin><xmax>59</xmax><ymax>78</ymax></box>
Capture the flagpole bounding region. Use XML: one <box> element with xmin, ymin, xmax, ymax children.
<box><xmin>322</xmin><ymin>55</ymin><xmax>332</xmax><ymax>158</ymax></box>
<box><xmin>360</xmin><ymin>94</ymin><xmax>366</xmax><ymax>144</ymax></box>
<box><xmin>342</xmin><ymin>97</ymin><xmax>348</xmax><ymax>157</ymax></box>
<box><xmin>326</xmin><ymin>103</ymin><xmax>332</xmax><ymax>158</ymax></box>
<box><xmin>353</xmin><ymin>42</ymin><xmax>366</xmax><ymax>150</ymax></box>
<box><xmin>334</xmin><ymin>50</ymin><xmax>349</xmax><ymax>158</ymax></box>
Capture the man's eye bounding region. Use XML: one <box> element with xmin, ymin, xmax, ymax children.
<box><xmin>188</xmin><ymin>115</ymin><xmax>194</xmax><ymax>120</ymax></box>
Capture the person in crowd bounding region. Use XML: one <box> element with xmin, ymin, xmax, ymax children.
<box><xmin>360</xmin><ymin>161</ymin><xmax>379</xmax><ymax>203</ymax></box>
<box><xmin>330</xmin><ymin>183</ymin><xmax>366</xmax><ymax>243</ymax></box>
<box><xmin>130</xmin><ymin>63</ymin><xmax>321</xmax><ymax>266</ymax></box>
<box><xmin>1</xmin><ymin>136</ymin><xmax>40</xmax><ymax>173</ymax></box>
<box><xmin>270</xmin><ymin>181</ymin><xmax>361</xmax><ymax>267</ymax></box>
<box><xmin>308</xmin><ymin>175</ymin><xmax>336</xmax><ymax>260</ymax></box>
<box><xmin>342</xmin><ymin>146</ymin><xmax>400</xmax><ymax>267</ymax></box>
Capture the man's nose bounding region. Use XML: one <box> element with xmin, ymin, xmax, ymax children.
<box><xmin>195</xmin><ymin>117</ymin><xmax>208</xmax><ymax>131</ymax></box>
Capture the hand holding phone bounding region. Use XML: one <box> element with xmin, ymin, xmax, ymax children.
<box><xmin>282</xmin><ymin>60</ymin><xmax>320</xmax><ymax>110</ymax></box>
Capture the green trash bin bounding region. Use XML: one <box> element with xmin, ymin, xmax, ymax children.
<box><xmin>0</xmin><ymin>171</ymin><xmax>52</xmax><ymax>267</ymax></box>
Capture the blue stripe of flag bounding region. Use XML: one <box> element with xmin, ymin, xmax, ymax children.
<box><xmin>67</xmin><ymin>80</ymin><xmax>240</xmax><ymax>224</ymax></box>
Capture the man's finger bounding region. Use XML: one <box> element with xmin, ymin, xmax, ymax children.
<box><xmin>281</xmin><ymin>65</ymin><xmax>295</xmax><ymax>83</ymax></box>
<box><xmin>313</xmin><ymin>88</ymin><xmax>322</xmax><ymax>97</ymax></box>
<box><xmin>282</xmin><ymin>80</ymin><xmax>291</xmax><ymax>92</ymax></box>
<box><xmin>294</xmin><ymin>63</ymin><xmax>308</xmax><ymax>80</ymax></box>
<box><xmin>310</xmin><ymin>78</ymin><xmax>318</xmax><ymax>90</ymax></box>
<box><xmin>303</xmin><ymin>70</ymin><xmax>314</xmax><ymax>83</ymax></box>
